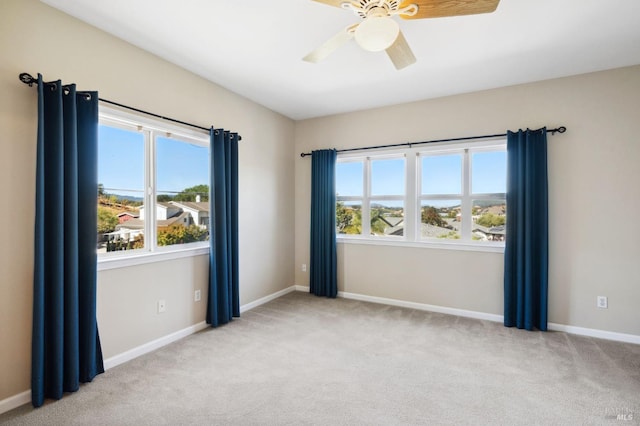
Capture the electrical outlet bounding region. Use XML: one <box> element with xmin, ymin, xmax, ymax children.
<box><xmin>302</xmin><ymin>264</ymin><xmax>307</xmax><ymax>272</ymax></box>
<box><xmin>597</xmin><ymin>296</ymin><xmax>608</xmax><ymax>309</ymax></box>
<box><xmin>194</xmin><ymin>290</ymin><xmax>201</xmax><ymax>302</ymax></box>
<box><xmin>158</xmin><ymin>299</ymin><xmax>166</xmax><ymax>313</ymax></box>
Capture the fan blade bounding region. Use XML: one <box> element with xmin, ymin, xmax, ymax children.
<box><xmin>303</xmin><ymin>25</ymin><xmax>356</xmax><ymax>63</ymax></box>
<box><xmin>311</xmin><ymin>0</ymin><xmax>348</xmax><ymax>8</ymax></box>
<box><xmin>399</xmin><ymin>0</ymin><xmax>500</xmax><ymax>19</ymax></box>
<box><xmin>386</xmin><ymin>31</ymin><xmax>416</xmax><ymax>70</ymax></box>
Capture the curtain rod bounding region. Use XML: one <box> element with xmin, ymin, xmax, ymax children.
<box><xmin>300</xmin><ymin>126</ymin><xmax>566</xmax><ymax>157</ymax></box>
<box><xmin>19</xmin><ymin>72</ymin><xmax>241</xmax><ymax>140</ymax></box>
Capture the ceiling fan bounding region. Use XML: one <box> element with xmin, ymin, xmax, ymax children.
<box><xmin>303</xmin><ymin>0</ymin><xmax>500</xmax><ymax>70</ymax></box>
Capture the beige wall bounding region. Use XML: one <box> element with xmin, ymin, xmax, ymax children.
<box><xmin>97</xmin><ymin>256</ymin><xmax>209</xmax><ymax>359</ymax></box>
<box><xmin>295</xmin><ymin>65</ymin><xmax>640</xmax><ymax>337</ymax></box>
<box><xmin>0</xmin><ymin>0</ymin><xmax>295</xmax><ymax>401</ymax></box>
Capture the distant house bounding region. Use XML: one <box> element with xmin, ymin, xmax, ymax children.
<box><xmin>387</xmin><ymin>222</ymin><xmax>459</xmax><ymax>238</ymax></box>
<box><xmin>104</xmin><ymin>227</ymin><xmax>143</xmax><ymax>244</ymax></box>
<box><xmin>383</xmin><ymin>216</ymin><xmax>465</xmax><ymax>239</ymax></box>
<box><xmin>115</xmin><ymin>201</ymin><xmax>209</xmax><ymax>237</ymax></box>
<box><xmin>159</xmin><ymin>211</ymin><xmax>192</xmax><ymax>229</ymax></box>
<box><xmin>117</xmin><ymin>211</ymin><xmax>139</xmax><ymax>224</ymax></box>
<box><xmin>382</xmin><ymin>217</ymin><xmax>405</xmax><ymax>236</ymax></box>
<box><xmin>472</xmin><ymin>224</ymin><xmax>506</xmax><ymax>241</ymax></box>
<box><xmin>139</xmin><ymin>202</ymin><xmax>182</xmax><ymax>221</ymax></box>
<box><xmin>168</xmin><ymin>201</ymin><xmax>210</xmax><ymax>229</ymax></box>
<box><xmin>385</xmin><ymin>219</ymin><xmax>505</xmax><ymax>241</ymax></box>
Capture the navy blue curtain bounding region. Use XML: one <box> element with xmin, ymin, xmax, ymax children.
<box><xmin>310</xmin><ymin>150</ymin><xmax>337</xmax><ymax>298</ymax></box>
<box><xmin>207</xmin><ymin>128</ymin><xmax>240</xmax><ymax>327</ymax></box>
<box><xmin>32</xmin><ymin>75</ymin><xmax>104</xmax><ymax>407</ymax></box>
<box><xmin>504</xmin><ymin>128</ymin><xmax>549</xmax><ymax>331</ymax></box>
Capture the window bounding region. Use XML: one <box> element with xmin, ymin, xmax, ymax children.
<box><xmin>336</xmin><ymin>155</ymin><xmax>405</xmax><ymax>237</ymax></box>
<box><xmin>97</xmin><ymin>106</ymin><xmax>210</xmax><ymax>262</ymax></box>
<box><xmin>336</xmin><ymin>140</ymin><xmax>507</xmax><ymax>250</ymax></box>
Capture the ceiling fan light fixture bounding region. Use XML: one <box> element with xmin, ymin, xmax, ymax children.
<box><xmin>354</xmin><ymin>16</ymin><xmax>399</xmax><ymax>52</ymax></box>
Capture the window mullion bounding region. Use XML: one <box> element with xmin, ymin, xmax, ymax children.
<box><xmin>362</xmin><ymin>158</ymin><xmax>371</xmax><ymax>236</ymax></box>
<box><xmin>461</xmin><ymin>148</ymin><xmax>471</xmax><ymax>240</ymax></box>
<box><xmin>146</xmin><ymin>130</ymin><xmax>157</xmax><ymax>250</ymax></box>
<box><xmin>405</xmin><ymin>152</ymin><xmax>416</xmax><ymax>242</ymax></box>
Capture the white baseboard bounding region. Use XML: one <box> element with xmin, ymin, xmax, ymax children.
<box><xmin>340</xmin><ymin>290</ymin><xmax>505</xmax><ymax>323</ymax></box>
<box><xmin>294</xmin><ymin>286</ymin><xmax>640</xmax><ymax>344</ymax></box>
<box><xmin>240</xmin><ymin>286</ymin><xmax>297</xmax><ymax>313</ymax></box>
<box><xmin>103</xmin><ymin>321</ymin><xmax>209</xmax><ymax>370</ymax></box>
<box><xmin>0</xmin><ymin>390</ymin><xmax>30</xmax><ymax>416</ymax></box>
<box><xmin>547</xmin><ymin>322</ymin><xmax>640</xmax><ymax>345</ymax></box>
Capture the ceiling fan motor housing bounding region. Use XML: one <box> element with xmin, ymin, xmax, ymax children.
<box><xmin>346</xmin><ymin>0</ymin><xmax>401</xmax><ymax>19</ymax></box>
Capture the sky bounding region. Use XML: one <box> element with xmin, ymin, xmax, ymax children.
<box><xmin>98</xmin><ymin>125</ymin><xmax>209</xmax><ymax>198</ymax></box>
<box><xmin>336</xmin><ymin>150</ymin><xmax>506</xmax><ymax>206</ymax></box>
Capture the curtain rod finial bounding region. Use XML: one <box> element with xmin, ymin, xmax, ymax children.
<box><xmin>19</xmin><ymin>73</ymin><xmax>36</xmax><ymax>87</ymax></box>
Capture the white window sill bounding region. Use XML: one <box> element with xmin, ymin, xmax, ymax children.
<box><xmin>97</xmin><ymin>245</ymin><xmax>209</xmax><ymax>271</ymax></box>
<box><xmin>337</xmin><ymin>236</ymin><xmax>504</xmax><ymax>253</ymax></box>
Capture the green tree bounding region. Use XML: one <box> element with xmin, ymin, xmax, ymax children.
<box><xmin>97</xmin><ymin>207</ymin><xmax>118</xmax><ymax>234</ymax></box>
<box><xmin>174</xmin><ymin>184</ymin><xmax>209</xmax><ymax>202</ymax></box>
<box><xmin>157</xmin><ymin>194</ymin><xmax>173</xmax><ymax>202</ymax></box>
<box><xmin>336</xmin><ymin>201</ymin><xmax>352</xmax><ymax>232</ymax></box>
<box><xmin>157</xmin><ymin>224</ymin><xmax>208</xmax><ymax>246</ymax></box>
<box><xmin>336</xmin><ymin>202</ymin><xmax>362</xmax><ymax>234</ymax></box>
<box><xmin>370</xmin><ymin>208</ymin><xmax>388</xmax><ymax>235</ymax></box>
<box><xmin>421</xmin><ymin>206</ymin><xmax>447</xmax><ymax>227</ymax></box>
<box><xmin>476</xmin><ymin>213</ymin><xmax>506</xmax><ymax>227</ymax></box>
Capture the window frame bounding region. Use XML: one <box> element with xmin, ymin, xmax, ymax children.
<box><xmin>336</xmin><ymin>139</ymin><xmax>507</xmax><ymax>253</ymax></box>
<box><xmin>97</xmin><ymin>105</ymin><xmax>210</xmax><ymax>271</ymax></box>
<box><xmin>336</xmin><ymin>153</ymin><xmax>408</xmax><ymax>240</ymax></box>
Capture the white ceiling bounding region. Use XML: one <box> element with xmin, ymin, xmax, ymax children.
<box><xmin>41</xmin><ymin>0</ymin><xmax>640</xmax><ymax>120</ymax></box>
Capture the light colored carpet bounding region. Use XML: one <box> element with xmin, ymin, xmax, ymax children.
<box><xmin>2</xmin><ymin>291</ymin><xmax>639</xmax><ymax>425</ymax></box>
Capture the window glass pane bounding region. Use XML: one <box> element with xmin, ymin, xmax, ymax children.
<box><xmin>472</xmin><ymin>200</ymin><xmax>506</xmax><ymax>242</ymax></box>
<box><xmin>472</xmin><ymin>151</ymin><xmax>506</xmax><ymax>194</ymax></box>
<box><xmin>420</xmin><ymin>200</ymin><xmax>460</xmax><ymax>240</ymax></box>
<box><xmin>371</xmin><ymin>158</ymin><xmax>404</xmax><ymax>196</ymax></box>
<box><xmin>370</xmin><ymin>200</ymin><xmax>404</xmax><ymax>237</ymax></box>
<box><xmin>336</xmin><ymin>201</ymin><xmax>362</xmax><ymax>235</ymax></box>
<box><xmin>421</xmin><ymin>154</ymin><xmax>462</xmax><ymax>195</ymax></box>
<box><xmin>97</xmin><ymin>125</ymin><xmax>145</xmax><ymax>253</ymax></box>
<box><xmin>336</xmin><ymin>161</ymin><xmax>363</xmax><ymax>197</ymax></box>
<box><xmin>155</xmin><ymin>136</ymin><xmax>210</xmax><ymax>247</ymax></box>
